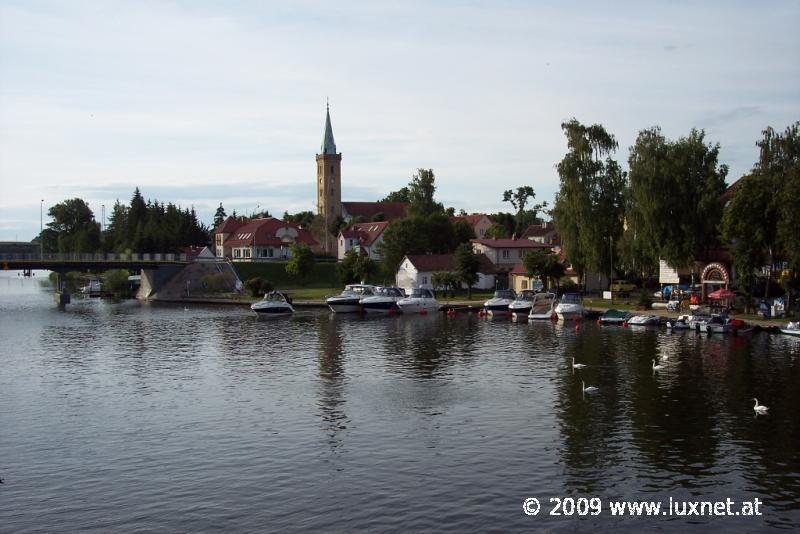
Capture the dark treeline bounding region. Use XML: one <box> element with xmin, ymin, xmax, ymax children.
<box><xmin>37</xmin><ymin>187</ymin><xmax>210</xmax><ymax>254</ymax></box>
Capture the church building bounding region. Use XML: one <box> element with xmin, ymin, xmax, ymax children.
<box><xmin>315</xmin><ymin>105</ymin><xmax>409</xmax><ymax>254</ymax></box>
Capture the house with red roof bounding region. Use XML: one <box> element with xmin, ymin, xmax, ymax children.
<box><xmin>521</xmin><ymin>222</ymin><xmax>560</xmax><ymax>246</ymax></box>
<box><xmin>337</xmin><ymin>221</ymin><xmax>390</xmax><ymax>260</ymax></box>
<box><xmin>471</xmin><ymin>237</ymin><xmax>552</xmax><ymax>268</ymax></box>
<box><xmin>451</xmin><ymin>213</ymin><xmax>492</xmax><ymax>239</ymax></box>
<box><xmin>396</xmin><ymin>253</ymin><xmax>497</xmax><ymax>291</ymax></box>
<box><xmin>179</xmin><ymin>245</ymin><xmax>215</xmax><ymax>262</ymax></box>
<box><xmin>213</xmin><ymin>216</ymin><xmax>318</xmax><ymax>261</ymax></box>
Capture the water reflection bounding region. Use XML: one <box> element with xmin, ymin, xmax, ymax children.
<box><xmin>316</xmin><ymin>314</ymin><xmax>348</xmax><ymax>451</ymax></box>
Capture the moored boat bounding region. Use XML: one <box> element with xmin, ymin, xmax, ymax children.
<box><xmin>80</xmin><ymin>279</ymin><xmax>103</xmax><ymax>297</ymax></box>
<box><xmin>703</xmin><ymin>314</ymin><xmax>733</xmax><ymax>334</ymax></box>
<box><xmin>251</xmin><ymin>291</ymin><xmax>294</xmax><ymax>316</ymax></box>
<box><xmin>397</xmin><ymin>288</ymin><xmax>439</xmax><ymax>314</ymax></box>
<box><xmin>627</xmin><ymin>314</ymin><xmax>661</xmax><ymax>326</ymax></box>
<box><xmin>326</xmin><ymin>284</ymin><xmax>375</xmax><ymax>313</ymax></box>
<box><xmin>360</xmin><ymin>286</ymin><xmax>405</xmax><ymax>315</ymax></box>
<box><xmin>528</xmin><ymin>292</ymin><xmax>557</xmax><ymax>320</ymax></box>
<box><xmin>508</xmin><ymin>289</ymin><xmax>537</xmax><ymax>320</ymax></box>
<box><xmin>779</xmin><ymin>321</ymin><xmax>800</xmax><ymax>336</ymax></box>
<box><xmin>483</xmin><ymin>289</ymin><xmax>516</xmax><ymax>317</ymax></box>
<box><xmin>666</xmin><ymin>314</ymin><xmax>692</xmax><ymax>330</ymax></box>
<box><xmin>599</xmin><ymin>309</ymin><xmax>629</xmax><ymax>325</ymax></box>
<box><xmin>554</xmin><ymin>292</ymin><xmax>584</xmax><ymax>321</ymax></box>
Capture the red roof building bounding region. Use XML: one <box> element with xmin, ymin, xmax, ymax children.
<box><xmin>471</xmin><ymin>237</ymin><xmax>552</xmax><ymax>270</ymax></box>
<box><xmin>337</xmin><ymin>221</ymin><xmax>390</xmax><ymax>261</ymax></box>
<box><xmin>396</xmin><ymin>253</ymin><xmax>497</xmax><ymax>291</ymax></box>
<box><xmin>213</xmin><ymin>216</ymin><xmax>318</xmax><ymax>260</ymax></box>
<box><xmin>451</xmin><ymin>213</ymin><xmax>492</xmax><ymax>238</ymax></box>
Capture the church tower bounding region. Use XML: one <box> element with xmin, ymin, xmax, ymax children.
<box><xmin>316</xmin><ymin>103</ymin><xmax>342</xmax><ymax>233</ymax></box>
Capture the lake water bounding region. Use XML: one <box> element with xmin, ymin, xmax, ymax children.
<box><xmin>1</xmin><ymin>274</ymin><xmax>799</xmax><ymax>532</ymax></box>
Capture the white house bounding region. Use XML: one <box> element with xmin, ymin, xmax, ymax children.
<box><xmin>395</xmin><ymin>253</ymin><xmax>497</xmax><ymax>292</ymax></box>
<box><xmin>337</xmin><ymin>221</ymin><xmax>389</xmax><ymax>260</ymax></box>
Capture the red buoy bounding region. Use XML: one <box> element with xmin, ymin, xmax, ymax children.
<box><xmin>420</xmin><ymin>309</ymin><xmax>428</xmax><ymax>316</ymax></box>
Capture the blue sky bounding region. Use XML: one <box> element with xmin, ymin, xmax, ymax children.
<box><xmin>1</xmin><ymin>0</ymin><xmax>798</xmax><ymax>241</ymax></box>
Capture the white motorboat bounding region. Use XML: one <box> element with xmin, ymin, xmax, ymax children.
<box><xmin>360</xmin><ymin>286</ymin><xmax>405</xmax><ymax>315</ymax></box>
<box><xmin>702</xmin><ymin>314</ymin><xmax>733</xmax><ymax>334</ymax></box>
<box><xmin>780</xmin><ymin>321</ymin><xmax>800</xmax><ymax>336</ymax></box>
<box><xmin>251</xmin><ymin>291</ymin><xmax>294</xmax><ymax>316</ymax></box>
<box><xmin>326</xmin><ymin>284</ymin><xmax>375</xmax><ymax>313</ymax></box>
<box><xmin>528</xmin><ymin>292</ymin><xmax>557</xmax><ymax>320</ymax></box>
<box><xmin>397</xmin><ymin>288</ymin><xmax>440</xmax><ymax>314</ymax></box>
<box><xmin>688</xmin><ymin>314</ymin><xmax>712</xmax><ymax>332</ymax></box>
<box><xmin>554</xmin><ymin>292</ymin><xmax>585</xmax><ymax>321</ymax></box>
<box><xmin>508</xmin><ymin>289</ymin><xmax>537</xmax><ymax>319</ymax></box>
<box><xmin>483</xmin><ymin>289</ymin><xmax>516</xmax><ymax>317</ymax></box>
<box><xmin>80</xmin><ymin>279</ymin><xmax>103</xmax><ymax>297</ymax></box>
<box><xmin>627</xmin><ymin>314</ymin><xmax>661</xmax><ymax>326</ymax></box>
<box><xmin>666</xmin><ymin>314</ymin><xmax>692</xmax><ymax>330</ymax></box>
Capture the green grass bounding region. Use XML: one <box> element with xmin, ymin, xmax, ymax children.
<box><xmin>233</xmin><ymin>261</ymin><xmax>339</xmax><ymax>289</ymax></box>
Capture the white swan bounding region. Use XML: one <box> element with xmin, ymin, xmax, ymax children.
<box><xmin>753</xmin><ymin>398</ymin><xmax>769</xmax><ymax>415</ymax></box>
<box><xmin>652</xmin><ymin>359</ymin><xmax>664</xmax><ymax>371</ymax></box>
<box><xmin>582</xmin><ymin>381</ymin><xmax>598</xmax><ymax>394</ymax></box>
<box><xmin>572</xmin><ymin>357</ymin><xmax>587</xmax><ymax>369</ymax></box>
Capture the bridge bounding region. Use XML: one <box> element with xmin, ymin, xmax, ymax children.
<box><xmin>1</xmin><ymin>252</ymin><xmax>193</xmax><ymax>306</ymax></box>
<box><xmin>0</xmin><ymin>252</ymin><xmax>191</xmax><ymax>272</ymax></box>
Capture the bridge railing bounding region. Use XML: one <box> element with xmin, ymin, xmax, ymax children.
<box><xmin>0</xmin><ymin>252</ymin><xmax>189</xmax><ymax>262</ymax></box>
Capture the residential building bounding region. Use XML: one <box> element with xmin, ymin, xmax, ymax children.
<box><xmin>521</xmin><ymin>222</ymin><xmax>560</xmax><ymax>245</ymax></box>
<box><xmin>179</xmin><ymin>245</ymin><xmax>216</xmax><ymax>262</ymax></box>
<box><xmin>337</xmin><ymin>221</ymin><xmax>390</xmax><ymax>260</ymax></box>
<box><xmin>396</xmin><ymin>253</ymin><xmax>497</xmax><ymax>291</ymax></box>
<box><xmin>471</xmin><ymin>237</ymin><xmax>551</xmax><ymax>268</ymax></box>
<box><xmin>451</xmin><ymin>213</ymin><xmax>492</xmax><ymax>238</ymax></box>
<box><xmin>213</xmin><ymin>216</ymin><xmax>318</xmax><ymax>261</ymax></box>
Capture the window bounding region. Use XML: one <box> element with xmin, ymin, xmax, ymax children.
<box><xmin>502</xmin><ymin>250</ymin><xmax>510</xmax><ymax>259</ymax></box>
<box><xmin>330</xmin><ymin>165</ymin><xmax>334</xmax><ymax>173</ymax></box>
<box><xmin>422</xmin><ymin>276</ymin><xmax>428</xmax><ymax>285</ymax></box>
<box><xmin>330</xmin><ymin>187</ymin><xmax>334</xmax><ymax>196</ymax></box>
<box><xmin>521</xmin><ymin>280</ymin><xmax>528</xmax><ymax>289</ymax></box>
<box><xmin>234</xmin><ymin>249</ymin><xmax>241</xmax><ymax>258</ymax></box>
<box><xmin>518</xmin><ymin>250</ymin><xmax>524</xmax><ymax>258</ymax></box>
<box><xmin>244</xmin><ymin>249</ymin><xmax>251</xmax><ymax>258</ymax></box>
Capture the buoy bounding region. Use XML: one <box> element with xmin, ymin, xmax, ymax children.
<box><xmin>420</xmin><ymin>309</ymin><xmax>428</xmax><ymax>316</ymax></box>
<box><xmin>575</xmin><ymin>323</ymin><xmax>580</xmax><ymax>331</ymax></box>
<box><xmin>447</xmin><ymin>308</ymin><xmax>456</xmax><ymax>317</ymax></box>
<box><xmin>551</xmin><ymin>313</ymin><xmax>557</xmax><ymax>321</ymax></box>
<box><xmin>623</xmin><ymin>321</ymin><xmax>628</xmax><ymax>328</ymax></box>
<box><xmin>596</xmin><ymin>319</ymin><xmax>601</xmax><ymax>326</ymax></box>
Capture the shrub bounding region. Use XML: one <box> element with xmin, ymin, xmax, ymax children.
<box><xmin>244</xmin><ymin>277</ymin><xmax>273</xmax><ymax>297</ymax></box>
<box><xmin>104</xmin><ymin>269</ymin><xmax>132</xmax><ymax>297</ymax></box>
<box><xmin>201</xmin><ymin>272</ymin><xmax>229</xmax><ymax>293</ymax></box>
<box><xmin>637</xmin><ymin>289</ymin><xmax>653</xmax><ymax>310</ymax></box>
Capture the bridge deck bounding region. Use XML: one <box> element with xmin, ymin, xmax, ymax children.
<box><xmin>1</xmin><ymin>252</ymin><xmax>191</xmax><ymax>271</ymax></box>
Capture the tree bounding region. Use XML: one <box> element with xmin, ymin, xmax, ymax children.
<box><xmin>425</xmin><ymin>212</ymin><xmax>456</xmax><ymax>254</ymax></box>
<box><xmin>453</xmin><ymin>219</ymin><xmax>476</xmax><ymax>245</ymax></box>
<box><xmin>454</xmin><ymin>243</ymin><xmax>480</xmax><ymax>297</ymax></box>
<box><xmin>432</xmin><ymin>271</ymin><xmax>458</xmax><ymax>297</ymax></box>
<box><xmin>285</xmin><ymin>243</ymin><xmax>315</xmax><ymax>285</ymax></box>
<box><xmin>283</xmin><ymin>210</ymin><xmax>315</xmax><ymax>228</ymax></box>
<box><xmin>723</xmin><ymin>122</ymin><xmax>800</xmax><ymax>309</ymax></box>
<box><xmin>377</xmin><ymin>218</ymin><xmax>428</xmax><ymax>275</ymax></box>
<box><xmin>523</xmin><ymin>249</ymin><xmax>565</xmax><ymax>290</ymax></box>
<box><xmin>46</xmin><ymin>198</ymin><xmax>101</xmax><ymax>253</ymax></box>
<box><xmin>484</xmin><ymin>223</ymin><xmax>510</xmax><ymax>239</ymax></box>
<box><xmin>503</xmin><ymin>186</ymin><xmax>548</xmax><ymax>236</ymax></box>
<box><xmin>407</xmin><ymin>168</ymin><xmax>444</xmax><ymax>217</ymax></box>
<box><xmin>213</xmin><ymin>203</ymin><xmax>227</xmax><ymax>228</ymax></box>
<box><xmin>338</xmin><ymin>250</ymin><xmax>377</xmax><ymax>284</ymax></box>
<box><xmin>488</xmin><ymin>212</ymin><xmax>516</xmax><ymax>238</ymax></box>
<box><xmin>625</xmin><ymin>126</ymin><xmax>728</xmax><ymax>270</ymax></box>
<box><xmin>552</xmin><ymin>119</ymin><xmax>626</xmax><ymax>285</ymax></box>
<box><xmin>380</xmin><ymin>187</ymin><xmax>411</xmax><ymax>203</ymax></box>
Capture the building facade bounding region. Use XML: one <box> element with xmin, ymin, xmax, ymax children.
<box><xmin>213</xmin><ymin>216</ymin><xmax>318</xmax><ymax>261</ymax></box>
<box><xmin>337</xmin><ymin>221</ymin><xmax>389</xmax><ymax>260</ymax></box>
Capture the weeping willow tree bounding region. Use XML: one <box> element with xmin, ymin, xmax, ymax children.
<box><xmin>552</xmin><ymin>119</ymin><xmax>626</xmax><ymax>287</ymax></box>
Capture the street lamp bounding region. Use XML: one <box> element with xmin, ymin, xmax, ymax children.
<box><xmin>101</xmin><ymin>204</ymin><xmax>105</xmax><ymax>232</ymax></box>
<box><xmin>39</xmin><ymin>199</ymin><xmax>44</xmax><ymax>257</ymax></box>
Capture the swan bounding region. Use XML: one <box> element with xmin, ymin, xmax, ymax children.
<box><xmin>652</xmin><ymin>359</ymin><xmax>664</xmax><ymax>371</ymax></box>
<box><xmin>572</xmin><ymin>357</ymin><xmax>587</xmax><ymax>370</ymax></box>
<box><xmin>753</xmin><ymin>398</ymin><xmax>769</xmax><ymax>415</ymax></box>
<box><xmin>582</xmin><ymin>381</ymin><xmax>598</xmax><ymax>394</ymax></box>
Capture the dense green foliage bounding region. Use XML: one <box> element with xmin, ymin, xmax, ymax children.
<box><xmin>41</xmin><ymin>198</ymin><xmax>101</xmax><ymax>253</ymax></box>
<box><xmin>244</xmin><ymin>277</ymin><xmax>274</xmax><ymax>297</ymax></box>
<box><xmin>523</xmin><ymin>249</ymin><xmax>565</xmax><ymax>290</ymax></box>
<box><xmin>407</xmin><ymin>168</ymin><xmax>444</xmax><ymax>217</ymax></box>
<box><xmin>454</xmin><ymin>243</ymin><xmax>480</xmax><ymax>297</ymax></box>
<box><xmin>624</xmin><ymin>127</ymin><xmax>728</xmax><ymax>270</ymax></box>
<box><xmin>234</xmin><ymin>261</ymin><xmax>338</xmax><ymax>288</ymax></box>
<box><xmin>379</xmin><ymin>187</ymin><xmax>411</xmax><ymax>203</ymax></box>
<box><xmin>502</xmin><ymin>186</ymin><xmax>547</xmax><ymax>236</ymax></box>
<box><xmin>213</xmin><ymin>203</ymin><xmax>227</xmax><ymax>228</ymax></box>
<box><xmin>552</xmin><ymin>119</ymin><xmax>625</xmax><ymax>283</ymax></box>
<box><xmin>723</xmin><ymin>122</ymin><xmax>799</xmax><ymax>305</ymax></box>
<box><xmin>101</xmin><ymin>188</ymin><xmax>209</xmax><ymax>253</ymax></box>
<box><xmin>285</xmin><ymin>243</ymin><xmax>316</xmax><ymax>285</ymax></box>
<box><xmin>102</xmin><ymin>269</ymin><xmax>133</xmax><ymax>297</ymax></box>
<box><xmin>337</xmin><ymin>250</ymin><xmax>377</xmax><ymax>284</ymax></box>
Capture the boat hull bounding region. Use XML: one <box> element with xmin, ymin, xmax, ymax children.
<box><xmin>554</xmin><ymin>304</ymin><xmax>584</xmax><ymax>321</ymax></box>
<box><xmin>397</xmin><ymin>300</ymin><xmax>439</xmax><ymax>314</ymax></box>
<box><xmin>251</xmin><ymin>304</ymin><xmax>294</xmax><ymax>315</ymax></box>
<box><xmin>326</xmin><ymin>297</ymin><xmax>362</xmax><ymax>314</ymax></box>
<box><xmin>361</xmin><ymin>300</ymin><xmax>401</xmax><ymax>314</ymax></box>
<box><xmin>780</xmin><ymin>328</ymin><xmax>800</xmax><ymax>336</ymax></box>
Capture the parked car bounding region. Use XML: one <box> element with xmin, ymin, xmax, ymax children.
<box><xmin>610</xmin><ymin>280</ymin><xmax>637</xmax><ymax>294</ymax></box>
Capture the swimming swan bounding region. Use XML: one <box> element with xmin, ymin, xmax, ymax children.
<box><xmin>652</xmin><ymin>359</ymin><xmax>664</xmax><ymax>371</ymax></box>
<box><xmin>582</xmin><ymin>381</ymin><xmax>598</xmax><ymax>394</ymax></box>
<box><xmin>753</xmin><ymin>398</ymin><xmax>769</xmax><ymax>415</ymax></box>
<box><xmin>572</xmin><ymin>357</ymin><xmax>587</xmax><ymax>369</ymax></box>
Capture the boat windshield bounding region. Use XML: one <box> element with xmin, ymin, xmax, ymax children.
<box><xmin>493</xmin><ymin>289</ymin><xmax>516</xmax><ymax>300</ymax></box>
<box><xmin>515</xmin><ymin>290</ymin><xmax>536</xmax><ymax>301</ymax></box>
<box><xmin>561</xmin><ymin>293</ymin><xmax>582</xmax><ymax>304</ymax></box>
<box><xmin>265</xmin><ymin>292</ymin><xmax>286</xmax><ymax>302</ymax></box>
<box><xmin>341</xmin><ymin>285</ymin><xmax>373</xmax><ymax>297</ymax></box>
<box><xmin>376</xmin><ymin>287</ymin><xmax>404</xmax><ymax>297</ymax></box>
<box><xmin>409</xmin><ymin>288</ymin><xmax>433</xmax><ymax>298</ymax></box>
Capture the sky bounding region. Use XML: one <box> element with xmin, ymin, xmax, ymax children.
<box><xmin>1</xmin><ymin>0</ymin><xmax>798</xmax><ymax>241</ymax></box>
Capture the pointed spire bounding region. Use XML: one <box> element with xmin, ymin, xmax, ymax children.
<box><xmin>321</xmin><ymin>100</ymin><xmax>337</xmax><ymax>155</ymax></box>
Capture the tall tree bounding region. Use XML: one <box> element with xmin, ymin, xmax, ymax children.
<box><xmin>502</xmin><ymin>186</ymin><xmax>547</xmax><ymax>235</ymax></box>
<box><xmin>213</xmin><ymin>203</ymin><xmax>227</xmax><ymax>228</ymax></box>
<box><xmin>46</xmin><ymin>198</ymin><xmax>101</xmax><ymax>253</ymax></box>
<box><xmin>453</xmin><ymin>219</ymin><xmax>476</xmax><ymax>245</ymax></box>
<box><xmin>407</xmin><ymin>168</ymin><xmax>444</xmax><ymax>217</ymax></box>
<box><xmin>454</xmin><ymin>243</ymin><xmax>480</xmax><ymax>298</ymax></box>
<box><xmin>379</xmin><ymin>187</ymin><xmax>411</xmax><ymax>203</ymax></box>
<box><xmin>626</xmin><ymin>126</ymin><xmax>728</xmax><ymax>269</ymax></box>
<box><xmin>285</xmin><ymin>243</ymin><xmax>315</xmax><ymax>285</ymax></box>
<box><xmin>552</xmin><ymin>119</ymin><xmax>625</xmax><ymax>284</ymax></box>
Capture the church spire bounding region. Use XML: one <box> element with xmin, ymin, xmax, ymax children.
<box><xmin>321</xmin><ymin>100</ymin><xmax>337</xmax><ymax>155</ymax></box>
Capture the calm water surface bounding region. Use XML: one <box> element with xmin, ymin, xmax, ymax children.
<box><xmin>1</xmin><ymin>275</ymin><xmax>799</xmax><ymax>532</ymax></box>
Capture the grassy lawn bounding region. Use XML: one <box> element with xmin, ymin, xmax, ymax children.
<box><xmin>232</xmin><ymin>261</ymin><xmax>339</xmax><ymax>288</ymax></box>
